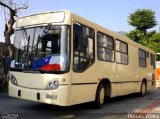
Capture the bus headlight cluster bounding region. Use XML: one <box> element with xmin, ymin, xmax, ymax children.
<box><xmin>10</xmin><ymin>75</ymin><xmax>18</xmax><ymax>86</ymax></box>
<box><xmin>45</xmin><ymin>79</ymin><xmax>59</xmax><ymax>90</ymax></box>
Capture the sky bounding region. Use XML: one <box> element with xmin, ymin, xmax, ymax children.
<box><xmin>0</xmin><ymin>0</ymin><xmax>160</xmax><ymax>43</ymax></box>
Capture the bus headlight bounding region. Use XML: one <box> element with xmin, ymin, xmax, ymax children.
<box><xmin>10</xmin><ymin>75</ymin><xmax>18</xmax><ymax>85</ymax></box>
<box><xmin>45</xmin><ymin>79</ymin><xmax>59</xmax><ymax>90</ymax></box>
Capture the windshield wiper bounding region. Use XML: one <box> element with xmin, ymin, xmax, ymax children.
<box><xmin>35</xmin><ymin>23</ymin><xmax>52</xmax><ymax>57</ymax></box>
<box><xmin>36</xmin><ymin>23</ymin><xmax>52</xmax><ymax>46</ymax></box>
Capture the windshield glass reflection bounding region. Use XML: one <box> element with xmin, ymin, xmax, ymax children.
<box><xmin>12</xmin><ymin>25</ymin><xmax>70</xmax><ymax>72</ymax></box>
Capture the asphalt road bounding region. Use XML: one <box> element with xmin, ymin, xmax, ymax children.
<box><xmin>0</xmin><ymin>89</ymin><xmax>160</xmax><ymax>119</ymax></box>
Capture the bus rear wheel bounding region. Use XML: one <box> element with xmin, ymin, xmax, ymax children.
<box><xmin>140</xmin><ymin>81</ymin><xmax>147</xmax><ymax>97</ymax></box>
<box><xmin>94</xmin><ymin>83</ymin><xmax>105</xmax><ymax>109</ymax></box>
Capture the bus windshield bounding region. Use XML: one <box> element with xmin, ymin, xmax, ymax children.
<box><xmin>11</xmin><ymin>25</ymin><xmax>70</xmax><ymax>73</ymax></box>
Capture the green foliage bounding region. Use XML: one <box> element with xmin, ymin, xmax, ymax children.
<box><xmin>126</xmin><ymin>9</ymin><xmax>160</xmax><ymax>60</ymax></box>
<box><xmin>128</xmin><ymin>9</ymin><xmax>157</xmax><ymax>31</ymax></box>
<box><xmin>126</xmin><ymin>30</ymin><xmax>160</xmax><ymax>54</ymax></box>
<box><xmin>147</xmin><ymin>30</ymin><xmax>156</xmax><ymax>38</ymax></box>
<box><xmin>147</xmin><ymin>33</ymin><xmax>160</xmax><ymax>52</ymax></box>
<box><xmin>126</xmin><ymin>30</ymin><xmax>139</xmax><ymax>42</ymax></box>
<box><xmin>147</xmin><ymin>33</ymin><xmax>160</xmax><ymax>60</ymax></box>
<box><xmin>126</xmin><ymin>30</ymin><xmax>145</xmax><ymax>43</ymax></box>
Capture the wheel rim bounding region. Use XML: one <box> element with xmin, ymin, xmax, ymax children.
<box><xmin>142</xmin><ymin>83</ymin><xmax>146</xmax><ymax>95</ymax></box>
<box><xmin>100</xmin><ymin>88</ymin><xmax>105</xmax><ymax>104</ymax></box>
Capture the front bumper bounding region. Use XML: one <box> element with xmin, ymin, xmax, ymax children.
<box><xmin>8</xmin><ymin>81</ymin><xmax>69</xmax><ymax>106</ymax></box>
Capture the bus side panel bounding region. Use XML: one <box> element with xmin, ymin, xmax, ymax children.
<box><xmin>138</xmin><ymin>51</ymin><xmax>155</xmax><ymax>91</ymax></box>
<box><xmin>111</xmin><ymin>44</ymin><xmax>140</xmax><ymax>97</ymax></box>
<box><xmin>68</xmin><ymin>85</ymin><xmax>97</xmax><ymax>105</ymax></box>
<box><xmin>111</xmin><ymin>82</ymin><xmax>141</xmax><ymax>97</ymax></box>
<box><xmin>68</xmin><ymin>61</ymin><xmax>115</xmax><ymax>105</ymax></box>
<box><xmin>68</xmin><ymin>65</ymin><xmax>98</xmax><ymax>105</ymax></box>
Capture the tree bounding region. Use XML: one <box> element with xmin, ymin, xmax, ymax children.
<box><xmin>126</xmin><ymin>30</ymin><xmax>144</xmax><ymax>43</ymax></box>
<box><xmin>128</xmin><ymin>9</ymin><xmax>157</xmax><ymax>34</ymax></box>
<box><xmin>0</xmin><ymin>0</ymin><xmax>28</xmax><ymax>91</ymax></box>
<box><xmin>147</xmin><ymin>33</ymin><xmax>160</xmax><ymax>60</ymax></box>
<box><xmin>126</xmin><ymin>9</ymin><xmax>158</xmax><ymax>48</ymax></box>
<box><xmin>147</xmin><ymin>33</ymin><xmax>160</xmax><ymax>51</ymax></box>
<box><xmin>0</xmin><ymin>0</ymin><xmax>28</xmax><ymax>58</ymax></box>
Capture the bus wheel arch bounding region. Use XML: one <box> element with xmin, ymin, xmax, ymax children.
<box><xmin>100</xmin><ymin>79</ymin><xmax>111</xmax><ymax>97</ymax></box>
<box><xmin>94</xmin><ymin>78</ymin><xmax>111</xmax><ymax>108</ymax></box>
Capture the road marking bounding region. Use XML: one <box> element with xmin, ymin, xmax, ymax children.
<box><xmin>128</xmin><ymin>99</ymin><xmax>160</xmax><ymax>119</ymax></box>
<box><xmin>138</xmin><ymin>99</ymin><xmax>160</xmax><ymax>113</ymax></box>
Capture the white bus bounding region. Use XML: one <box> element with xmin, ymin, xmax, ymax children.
<box><xmin>9</xmin><ymin>10</ymin><xmax>156</xmax><ymax>108</ymax></box>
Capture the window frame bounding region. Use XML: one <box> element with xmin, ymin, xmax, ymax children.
<box><xmin>115</xmin><ymin>39</ymin><xmax>129</xmax><ymax>65</ymax></box>
<box><xmin>139</xmin><ymin>48</ymin><xmax>147</xmax><ymax>68</ymax></box>
<box><xmin>73</xmin><ymin>22</ymin><xmax>95</xmax><ymax>73</ymax></box>
<box><xmin>12</xmin><ymin>25</ymin><xmax>71</xmax><ymax>74</ymax></box>
<box><xmin>97</xmin><ymin>31</ymin><xmax>115</xmax><ymax>63</ymax></box>
<box><xmin>150</xmin><ymin>53</ymin><xmax>155</xmax><ymax>69</ymax></box>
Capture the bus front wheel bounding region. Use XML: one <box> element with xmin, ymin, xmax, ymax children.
<box><xmin>94</xmin><ymin>83</ymin><xmax>105</xmax><ymax>109</ymax></box>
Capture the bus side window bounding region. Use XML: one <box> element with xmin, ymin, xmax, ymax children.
<box><xmin>150</xmin><ymin>53</ymin><xmax>155</xmax><ymax>69</ymax></box>
<box><xmin>115</xmin><ymin>40</ymin><xmax>128</xmax><ymax>65</ymax></box>
<box><xmin>139</xmin><ymin>49</ymin><xmax>147</xmax><ymax>68</ymax></box>
<box><xmin>73</xmin><ymin>22</ymin><xmax>95</xmax><ymax>72</ymax></box>
<box><xmin>97</xmin><ymin>32</ymin><xmax>114</xmax><ymax>62</ymax></box>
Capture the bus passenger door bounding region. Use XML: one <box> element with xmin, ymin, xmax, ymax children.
<box><xmin>69</xmin><ymin>22</ymin><xmax>97</xmax><ymax>105</ymax></box>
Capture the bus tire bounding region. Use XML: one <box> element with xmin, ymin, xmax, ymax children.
<box><xmin>139</xmin><ymin>80</ymin><xmax>147</xmax><ymax>97</ymax></box>
<box><xmin>94</xmin><ymin>83</ymin><xmax>105</xmax><ymax>109</ymax></box>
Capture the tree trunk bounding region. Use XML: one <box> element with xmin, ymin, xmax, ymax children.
<box><xmin>0</xmin><ymin>2</ymin><xmax>16</xmax><ymax>57</ymax></box>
